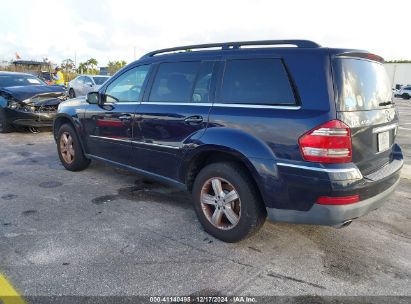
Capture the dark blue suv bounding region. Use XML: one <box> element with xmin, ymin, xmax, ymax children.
<box><xmin>53</xmin><ymin>40</ymin><xmax>403</xmax><ymax>242</ymax></box>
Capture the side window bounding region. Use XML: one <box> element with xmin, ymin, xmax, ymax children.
<box><xmin>192</xmin><ymin>61</ymin><xmax>215</xmax><ymax>102</ymax></box>
<box><xmin>77</xmin><ymin>76</ymin><xmax>85</xmax><ymax>84</ymax></box>
<box><xmin>220</xmin><ymin>58</ymin><xmax>296</xmax><ymax>105</ymax></box>
<box><xmin>149</xmin><ymin>61</ymin><xmax>200</xmax><ymax>102</ymax></box>
<box><xmin>105</xmin><ymin>65</ymin><xmax>150</xmax><ymax>102</ymax></box>
<box><xmin>84</xmin><ymin>77</ymin><xmax>93</xmax><ymax>85</ymax></box>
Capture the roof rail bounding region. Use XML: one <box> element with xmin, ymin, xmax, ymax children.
<box><xmin>141</xmin><ymin>40</ymin><xmax>321</xmax><ymax>59</ymax></box>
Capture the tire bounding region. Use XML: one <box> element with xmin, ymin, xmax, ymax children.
<box><xmin>69</xmin><ymin>89</ymin><xmax>76</xmax><ymax>99</ymax></box>
<box><xmin>192</xmin><ymin>162</ymin><xmax>266</xmax><ymax>242</ymax></box>
<box><xmin>402</xmin><ymin>93</ymin><xmax>410</xmax><ymax>100</ymax></box>
<box><xmin>0</xmin><ymin>108</ymin><xmax>13</xmax><ymax>133</ymax></box>
<box><xmin>57</xmin><ymin>123</ymin><xmax>90</xmax><ymax>171</ymax></box>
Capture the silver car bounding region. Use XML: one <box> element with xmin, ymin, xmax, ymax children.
<box><xmin>67</xmin><ymin>75</ymin><xmax>110</xmax><ymax>98</ymax></box>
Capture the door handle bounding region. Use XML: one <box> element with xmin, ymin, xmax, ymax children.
<box><xmin>184</xmin><ymin>116</ymin><xmax>203</xmax><ymax>124</ymax></box>
<box><xmin>119</xmin><ymin>114</ymin><xmax>132</xmax><ymax>120</ymax></box>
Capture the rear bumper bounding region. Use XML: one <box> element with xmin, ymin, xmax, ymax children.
<box><xmin>257</xmin><ymin>143</ymin><xmax>403</xmax><ymax>226</ymax></box>
<box><xmin>266</xmin><ymin>177</ymin><xmax>400</xmax><ymax>226</ymax></box>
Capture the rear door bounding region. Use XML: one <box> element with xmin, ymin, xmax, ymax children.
<box><xmin>332</xmin><ymin>55</ymin><xmax>398</xmax><ymax>175</ymax></box>
<box><xmin>135</xmin><ymin>60</ymin><xmax>216</xmax><ymax>179</ymax></box>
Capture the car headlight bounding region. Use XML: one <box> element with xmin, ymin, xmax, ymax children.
<box><xmin>8</xmin><ymin>101</ymin><xmax>34</xmax><ymax>112</ymax></box>
<box><xmin>8</xmin><ymin>101</ymin><xmax>20</xmax><ymax>109</ymax></box>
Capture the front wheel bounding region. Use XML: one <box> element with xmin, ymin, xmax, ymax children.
<box><xmin>69</xmin><ymin>89</ymin><xmax>76</xmax><ymax>99</ymax></box>
<box><xmin>192</xmin><ymin>162</ymin><xmax>266</xmax><ymax>242</ymax></box>
<box><xmin>57</xmin><ymin>123</ymin><xmax>90</xmax><ymax>171</ymax></box>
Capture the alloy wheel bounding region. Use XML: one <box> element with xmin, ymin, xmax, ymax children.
<box><xmin>200</xmin><ymin>177</ymin><xmax>241</xmax><ymax>230</ymax></box>
<box><xmin>59</xmin><ymin>132</ymin><xmax>75</xmax><ymax>164</ymax></box>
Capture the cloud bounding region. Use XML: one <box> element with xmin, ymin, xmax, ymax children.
<box><xmin>0</xmin><ymin>0</ymin><xmax>410</xmax><ymax>66</ymax></box>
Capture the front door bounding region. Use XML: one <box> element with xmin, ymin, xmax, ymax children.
<box><xmin>135</xmin><ymin>60</ymin><xmax>216</xmax><ymax>179</ymax></box>
<box><xmin>81</xmin><ymin>65</ymin><xmax>151</xmax><ymax>165</ymax></box>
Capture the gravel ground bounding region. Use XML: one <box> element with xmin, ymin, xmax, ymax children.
<box><xmin>0</xmin><ymin>99</ymin><xmax>410</xmax><ymax>301</ymax></box>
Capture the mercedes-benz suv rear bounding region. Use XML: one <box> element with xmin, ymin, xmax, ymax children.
<box><xmin>53</xmin><ymin>41</ymin><xmax>403</xmax><ymax>242</ymax></box>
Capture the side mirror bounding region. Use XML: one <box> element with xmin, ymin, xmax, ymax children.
<box><xmin>86</xmin><ymin>92</ymin><xmax>99</xmax><ymax>104</ymax></box>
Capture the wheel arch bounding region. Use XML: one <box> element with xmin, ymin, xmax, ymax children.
<box><xmin>183</xmin><ymin>145</ymin><xmax>277</xmax><ymax>210</ymax></box>
<box><xmin>53</xmin><ymin>114</ymin><xmax>74</xmax><ymax>140</ymax></box>
<box><xmin>53</xmin><ymin>114</ymin><xmax>87</xmax><ymax>154</ymax></box>
<box><xmin>181</xmin><ymin>127</ymin><xmax>281</xmax><ymax>207</ymax></box>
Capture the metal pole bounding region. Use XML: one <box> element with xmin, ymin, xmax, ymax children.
<box><xmin>392</xmin><ymin>64</ymin><xmax>397</xmax><ymax>88</ymax></box>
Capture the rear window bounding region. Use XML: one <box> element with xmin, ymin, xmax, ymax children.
<box><xmin>333</xmin><ymin>58</ymin><xmax>392</xmax><ymax>111</ymax></box>
<box><xmin>220</xmin><ymin>58</ymin><xmax>296</xmax><ymax>105</ymax></box>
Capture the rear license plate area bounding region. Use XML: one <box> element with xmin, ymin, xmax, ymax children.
<box><xmin>378</xmin><ymin>131</ymin><xmax>390</xmax><ymax>152</ymax></box>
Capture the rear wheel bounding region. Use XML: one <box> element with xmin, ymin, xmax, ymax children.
<box><xmin>192</xmin><ymin>162</ymin><xmax>266</xmax><ymax>242</ymax></box>
<box><xmin>69</xmin><ymin>89</ymin><xmax>76</xmax><ymax>99</ymax></box>
<box><xmin>0</xmin><ymin>109</ymin><xmax>12</xmax><ymax>133</ymax></box>
<box><xmin>57</xmin><ymin>123</ymin><xmax>90</xmax><ymax>171</ymax></box>
<box><xmin>402</xmin><ymin>93</ymin><xmax>410</xmax><ymax>100</ymax></box>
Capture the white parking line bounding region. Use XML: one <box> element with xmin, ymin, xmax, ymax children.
<box><xmin>399</xmin><ymin>127</ymin><xmax>411</xmax><ymax>131</ymax></box>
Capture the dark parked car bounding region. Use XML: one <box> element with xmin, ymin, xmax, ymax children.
<box><xmin>53</xmin><ymin>40</ymin><xmax>403</xmax><ymax>242</ymax></box>
<box><xmin>0</xmin><ymin>72</ymin><xmax>67</xmax><ymax>133</ymax></box>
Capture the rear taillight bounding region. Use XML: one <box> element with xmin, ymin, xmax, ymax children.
<box><xmin>316</xmin><ymin>195</ymin><xmax>360</xmax><ymax>205</ymax></box>
<box><xmin>299</xmin><ymin>120</ymin><xmax>352</xmax><ymax>163</ymax></box>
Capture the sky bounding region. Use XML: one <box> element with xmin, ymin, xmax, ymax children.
<box><xmin>0</xmin><ymin>0</ymin><xmax>410</xmax><ymax>67</ymax></box>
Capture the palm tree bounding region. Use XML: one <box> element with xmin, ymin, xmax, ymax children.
<box><xmin>87</xmin><ymin>58</ymin><xmax>98</xmax><ymax>72</ymax></box>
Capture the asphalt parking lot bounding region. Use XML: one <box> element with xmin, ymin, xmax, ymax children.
<box><xmin>0</xmin><ymin>99</ymin><xmax>410</xmax><ymax>301</ymax></box>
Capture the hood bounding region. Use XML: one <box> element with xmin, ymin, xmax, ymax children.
<box><xmin>0</xmin><ymin>85</ymin><xmax>66</xmax><ymax>102</ymax></box>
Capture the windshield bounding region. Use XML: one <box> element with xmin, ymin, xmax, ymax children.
<box><xmin>93</xmin><ymin>76</ymin><xmax>109</xmax><ymax>85</ymax></box>
<box><xmin>333</xmin><ymin>58</ymin><xmax>392</xmax><ymax>111</ymax></box>
<box><xmin>0</xmin><ymin>74</ymin><xmax>46</xmax><ymax>88</ymax></box>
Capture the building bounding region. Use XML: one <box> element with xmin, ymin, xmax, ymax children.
<box><xmin>99</xmin><ymin>67</ymin><xmax>108</xmax><ymax>75</ymax></box>
<box><xmin>384</xmin><ymin>63</ymin><xmax>411</xmax><ymax>89</ymax></box>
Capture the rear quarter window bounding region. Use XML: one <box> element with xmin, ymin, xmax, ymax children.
<box><xmin>220</xmin><ymin>58</ymin><xmax>296</xmax><ymax>105</ymax></box>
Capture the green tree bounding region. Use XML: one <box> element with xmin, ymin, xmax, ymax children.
<box><xmin>61</xmin><ymin>59</ymin><xmax>75</xmax><ymax>72</ymax></box>
<box><xmin>87</xmin><ymin>58</ymin><xmax>98</xmax><ymax>71</ymax></box>
<box><xmin>77</xmin><ymin>62</ymin><xmax>88</xmax><ymax>74</ymax></box>
<box><xmin>107</xmin><ymin>60</ymin><xmax>127</xmax><ymax>75</ymax></box>
<box><xmin>77</xmin><ymin>58</ymin><xmax>99</xmax><ymax>74</ymax></box>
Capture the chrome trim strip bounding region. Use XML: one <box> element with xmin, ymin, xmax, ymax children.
<box><xmin>372</xmin><ymin>123</ymin><xmax>398</xmax><ymax>134</ymax></box>
<box><xmin>89</xmin><ymin>135</ymin><xmax>180</xmax><ymax>149</ymax></box>
<box><xmin>131</xmin><ymin>140</ymin><xmax>180</xmax><ymax>150</ymax></box>
<box><xmin>140</xmin><ymin>102</ymin><xmax>300</xmax><ymax>110</ymax></box>
<box><xmin>141</xmin><ymin>102</ymin><xmax>211</xmax><ymax>106</ymax></box>
<box><xmin>89</xmin><ymin>135</ymin><xmax>130</xmax><ymax>143</ymax></box>
<box><xmin>101</xmin><ymin>102</ymin><xmax>139</xmax><ymax>105</ymax></box>
<box><xmin>276</xmin><ymin>162</ymin><xmax>361</xmax><ymax>174</ymax></box>
<box><xmin>213</xmin><ymin>103</ymin><xmax>300</xmax><ymax>110</ymax></box>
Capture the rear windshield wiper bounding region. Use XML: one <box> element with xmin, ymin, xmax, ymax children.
<box><xmin>379</xmin><ymin>101</ymin><xmax>394</xmax><ymax>106</ymax></box>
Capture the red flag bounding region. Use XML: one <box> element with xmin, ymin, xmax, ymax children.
<box><xmin>15</xmin><ymin>52</ymin><xmax>21</xmax><ymax>59</ymax></box>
